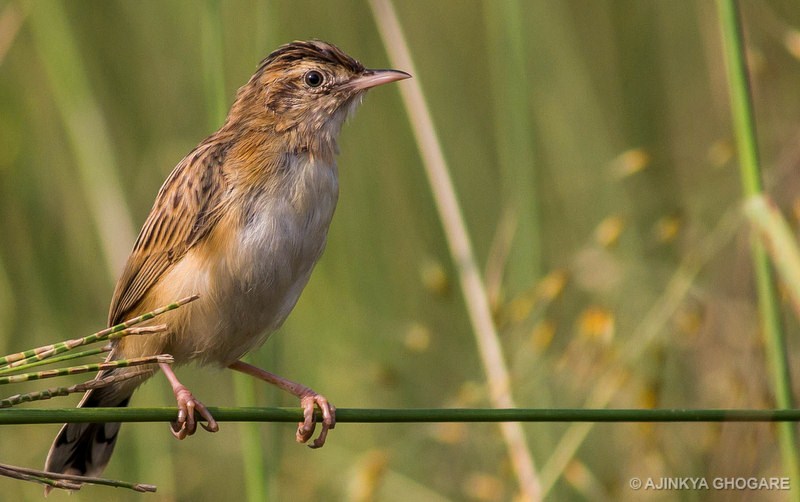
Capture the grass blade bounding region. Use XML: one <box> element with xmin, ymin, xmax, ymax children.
<box><xmin>716</xmin><ymin>0</ymin><xmax>800</xmax><ymax>489</ymax></box>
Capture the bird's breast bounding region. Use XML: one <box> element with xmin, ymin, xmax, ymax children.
<box><xmin>176</xmin><ymin>155</ymin><xmax>339</xmax><ymax>365</ymax></box>
<box><xmin>234</xmin><ymin>154</ymin><xmax>339</xmax><ymax>295</ymax></box>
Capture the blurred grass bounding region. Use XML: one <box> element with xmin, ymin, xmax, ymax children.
<box><xmin>482</xmin><ymin>0</ymin><xmax>542</xmax><ymax>291</ymax></box>
<box><xmin>2</xmin><ymin>0</ymin><xmax>800</xmax><ymax>500</ymax></box>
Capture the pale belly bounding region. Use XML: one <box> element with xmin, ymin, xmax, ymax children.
<box><xmin>144</xmin><ymin>160</ymin><xmax>338</xmax><ymax>366</ymax></box>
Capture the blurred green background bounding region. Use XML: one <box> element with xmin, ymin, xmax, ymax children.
<box><xmin>2</xmin><ymin>0</ymin><xmax>800</xmax><ymax>500</ymax></box>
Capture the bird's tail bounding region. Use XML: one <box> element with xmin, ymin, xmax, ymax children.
<box><xmin>44</xmin><ymin>368</ymin><xmax>148</xmax><ymax>485</ymax></box>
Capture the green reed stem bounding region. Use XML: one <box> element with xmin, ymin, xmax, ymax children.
<box><xmin>2</xmin><ymin>407</ymin><xmax>800</xmax><ymax>424</ymax></box>
<box><xmin>717</xmin><ymin>0</ymin><xmax>800</xmax><ymax>490</ymax></box>
<box><xmin>0</xmin><ymin>346</ymin><xmax>110</xmax><ymax>376</ymax></box>
<box><xmin>0</xmin><ymin>370</ymin><xmax>148</xmax><ymax>408</ymax></box>
<box><xmin>0</xmin><ymin>326</ymin><xmax>164</xmax><ymax>373</ymax></box>
<box><xmin>0</xmin><ymin>464</ymin><xmax>81</xmax><ymax>491</ymax></box>
<box><xmin>0</xmin><ymin>295</ymin><xmax>195</xmax><ymax>368</ymax></box>
<box><xmin>0</xmin><ymin>354</ymin><xmax>171</xmax><ymax>385</ymax></box>
<box><xmin>0</xmin><ymin>462</ymin><xmax>156</xmax><ymax>493</ymax></box>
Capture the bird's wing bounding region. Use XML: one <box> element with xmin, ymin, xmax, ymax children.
<box><xmin>108</xmin><ymin>140</ymin><xmax>230</xmax><ymax>326</ymax></box>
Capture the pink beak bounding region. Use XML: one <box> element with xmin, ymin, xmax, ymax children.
<box><xmin>344</xmin><ymin>69</ymin><xmax>411</xmax><ymax>91</ymax></box>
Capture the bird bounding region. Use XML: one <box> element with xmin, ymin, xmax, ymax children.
<box><xmin>44</xmin><ymin>39</ymin><xmax>410</xmax><ymax>482</ymax></box>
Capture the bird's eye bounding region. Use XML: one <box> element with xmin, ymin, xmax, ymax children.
<box><xmin>304</xmin><ymin>70</ymin><xmax>324</xmax><ymax>88</ymax></box>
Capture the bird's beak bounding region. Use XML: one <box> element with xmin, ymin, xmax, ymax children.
<box><xmin>344</xmin><ymin>69</ymin><xmax>411</xmax><ymax>91</ymax></box>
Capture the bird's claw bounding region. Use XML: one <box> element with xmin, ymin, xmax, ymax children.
<box><xmin>296</xmin><ymin>392</ymin><xmax>336</xmax><ymax>449</ymax></box>
<box><xmin>169</xmin><ymin>385</ymin><xmax>219</xmax><ymax>439</ymax></box>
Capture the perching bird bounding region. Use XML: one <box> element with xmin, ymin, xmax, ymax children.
<box><xmin>44</xmin><ymin>40</ymin><xmax>409</xmax><ymax>482</ymax></box>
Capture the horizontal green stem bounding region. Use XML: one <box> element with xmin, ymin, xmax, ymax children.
<box><xmin>2</xmin><ymin>407</ymin><xmax>800</xmax><ymax>424</ymax></box>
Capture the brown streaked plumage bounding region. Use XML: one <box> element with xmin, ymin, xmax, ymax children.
<box><xmin>44</xmin><ymin>40</ymin><xmax>409</xmax><ymax>485</ymax></box>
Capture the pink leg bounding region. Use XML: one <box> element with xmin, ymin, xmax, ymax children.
<box><xmin>159</xmin><ymin>362</ymin><xmax>219</xmax><ymax>439</ymax></box>
<box><xmin>228</xmin><ymin>360</ymin><xmax>335</xmax><ymax>448</ymax></box>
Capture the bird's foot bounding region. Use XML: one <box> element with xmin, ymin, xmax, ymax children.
<box><xmin>296</xmin><ymin>391</ymin><xmax>336</xmax><ymax>449</ymax></box>
<box><xmin>226</xmin><ymin>360</ymin><xmax>335</xmax><ymax>448</ymax></box>
<box><xmin>169</xmin><ymin>385</ymin><xmax>219</xmax><ymax>440</ymax></box>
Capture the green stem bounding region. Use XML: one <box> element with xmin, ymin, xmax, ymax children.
<box><xmin>3</xmin><ymin>407</ymin><xmax>800</xmax><ymax>424</ymax></box>
<box><xmin>0</xmin><ymin>295</ymin><xmax>195</xmax><ymax>368</ymax></box>
<box><xmin>0</xmin><ymin>355</ymin><xmax>170</xmax><ymax>385</ymax></box>
<box><xmin>718</xmin><ymin>1</ymin><xmax>761</xmax><ymax>195</ymax></box>
<box><xmin>0</xmin><ymin>346</ymin><xmax>109</xmax><ymax>376</ymax></box>
<box><xmin>0</xmin><ymin>462</ymin><xmax>156</xmax><ymax>493</ymax></box>
<box><xmin>717</xmin><ymin>0</ymin><xmax>799</xmax><ymax>490</ymax></box>
<box><xmin>0</xmin><ymin>370</ymin><xmax>147</xmax><ymax>408</ymax></box>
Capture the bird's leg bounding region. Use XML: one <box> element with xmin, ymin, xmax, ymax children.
<box><xmin>159</xmin><ymin>362</ymin><xmax>219</xmax><ymax>439</ymax></box>
<box><xmin>228</xmin><ymin>360</ymin><xmax>335</xmax><ymax>448</ymax></box>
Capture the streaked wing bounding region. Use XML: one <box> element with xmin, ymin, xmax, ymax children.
<box><xmin>108</xmin><ymin>138</ymin><xmax>230</xmax><ymax>326</ymax></box>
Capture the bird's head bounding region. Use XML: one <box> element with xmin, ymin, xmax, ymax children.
<box><xmin>228</xmin><ymin>40</ymin><xmax>409</xmax><ymax>153</ymax></box>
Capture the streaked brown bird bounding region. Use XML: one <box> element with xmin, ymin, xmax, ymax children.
<box><xmin>44</xmin><ymin>40</ymin><xmax>409</xmax><ymax>482</ymax></box>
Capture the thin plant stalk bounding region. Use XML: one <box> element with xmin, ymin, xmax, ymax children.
<box><xmin>0</xmin><ymin>462</ymin><xmax>156</xmax><ymax>493</ymax></box>
<box><xmin>717</xmin><ymin>0</ymin><xmax>800</xmax><ymax>489</ymax></box>
<box><xmin>484</xmin><ymin>208</ymin><xmax>518</xmax><ymax>308</ymax></box>
<box><xmin>1</xmin><ymin>370</ymin><xmax>148</xmax><ymax>408</ymax></box>
<box><xmin>0</xmin><ymin>346</ymin><xmax>110</xmax><ymax>376</ymax></box>
<box><xmin>0</xmin><ymin>294</ymin><xmax>195</xmax><ymax>368</ymax></box>
<box><xmin>0</xmin><ymin>354</ymin><xmax>172</xmax><ymax>385</ymax></box>
<box><xmin>0</xmin><ymin>325</ymin><xmax>165</xmax><ymax>371</ymax></box>
<box><xmin>4</xmin><ymin>406</ymin><xmax>800</xmax><ymax>424</ymax></box>
<box><xmin>0</xmin><ymin>464</ymin><xmax>81</xmax><ymax>491</ymax></box>
<box><xmin>0</xmin><ymin>296</ymin><xmax>194</xmax><ymax>494</ymax></box>
<box><xmin>367</xmin><ymin>1</ymin><xmax>541</xmax><ymax>499</ymax></box>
